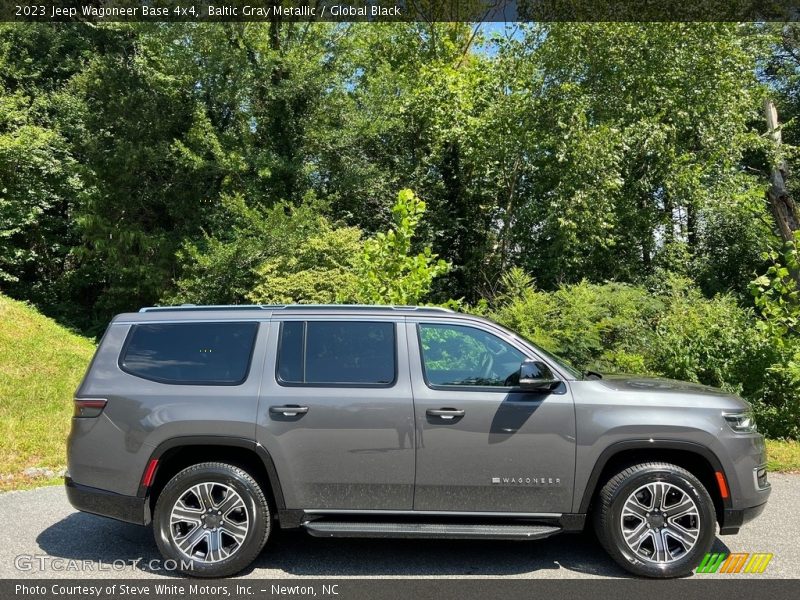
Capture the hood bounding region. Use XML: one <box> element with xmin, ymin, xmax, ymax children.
<box><xmin>596</xmin><ymin>374</ymin><xmax>733</xmax><ymax>397</ymax></box>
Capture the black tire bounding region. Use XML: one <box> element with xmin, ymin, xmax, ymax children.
<box><xmin>593</xmin><ymin>462</ymin><xmax>716</xmax><ymax>578</ymax></box>
<box><xmin>153</xmin><ymin>462</ymin><xmax>271</xmax><ymax>578</ymax></box>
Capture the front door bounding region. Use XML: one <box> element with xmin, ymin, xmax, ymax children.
<box><xmin>256</xmin><ymin>318</ymin><xmax>415</xmax><ymax>510</ymax></box>
<box><xmin>407</xmin><ymin>320</ymin><xmax>576</xmax><ymax>513</ymax></box>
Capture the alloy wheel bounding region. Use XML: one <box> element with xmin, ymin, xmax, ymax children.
<box><xmin>619</xmin><ymin>481</ymin><xmax>701</xmax><ymax>564</ymax></box>
<box><xmin>169</xmin><ymin>482</ymin><xmax>250</xmax><ymax>563</ymax></box>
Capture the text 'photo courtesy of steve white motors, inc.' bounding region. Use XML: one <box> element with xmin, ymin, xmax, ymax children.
<box><xmin>13</xmin><ymin>582</ymin><xmax>344</xmax><ymax>597</ymax></box>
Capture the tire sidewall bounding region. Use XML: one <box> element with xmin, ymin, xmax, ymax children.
<box><xmin>154</xmin><ymin>464</ymin><xmax>269</xmax><ymax>578</ymax></box>
<box><xmin>605</xmin><ymin>467</ymin><xmax>716</xmax><ymax>578</ymax></box>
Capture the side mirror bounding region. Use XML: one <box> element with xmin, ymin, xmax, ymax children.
<box><xmin>519</xmin><ymin>359</ymin><xmax>560</xmax><ymax>392</ymax></box>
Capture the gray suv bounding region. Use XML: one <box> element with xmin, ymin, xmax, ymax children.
<box><xmin>66</xmin><ymin>305</ymin><xmax>770</xmax><ymax>578</ymax></box>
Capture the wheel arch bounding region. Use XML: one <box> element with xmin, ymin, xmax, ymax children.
<box><xmin>579</xmin><ymin>440</ymin><xmax>731</xmax><ymax>524</ymax></box>
<box><xmin>140</xmin><ymin>436</ymin><xmax>286</xmax><ymax>521</ymax></box>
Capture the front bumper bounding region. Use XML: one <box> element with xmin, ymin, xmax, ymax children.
<box><xmin>714</xmin><ymin>430</ymin><xmax>771</xmax><ymax>535</ymax></box>
<box><xmin>719</xmin><ymin>500</ymin><xmax>769</xmax><ymax>535</ymax></box>
<box><xmin>65</xmin><ymin>476</ymin><xmax>149</xmax><ymax>526</ymax></box>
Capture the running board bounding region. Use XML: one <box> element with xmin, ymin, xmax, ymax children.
<box><xmin>302</xmin><ymin>521</ymin><xmax>562</xmax><ymax>540</ymax></box>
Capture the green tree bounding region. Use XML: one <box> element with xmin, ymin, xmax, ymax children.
<box><xmin>309</xmin><ymin>23</ymin><xmax>497</xmax><ymax>301</ymax></box>
<box><xmin>496</xmin><ymin>23</ymin><xmax>772</xmax><ymax>290</ymax></box>
<box><xmin>0</xmin><ymin>24</ymin><xmax>96</xmax><ymax>317</ymax></box>
<box><xmin>485</xmin><ymin>272</ymin><xmax>798</xmax><ymax>438</ymax></box>
<box><xmin>43</xmin><ymin>22</ymin><xmax>353</xmax><ymax>330</ymax></box>
<box><xmin>0</xmin><ymin>21</ymin><xmax>795</xmax><ymax>349</ymax></box>
<box><xmin>0</xmin><ymin>89</ymin><xmax>79</xmax><ymax>285</ymax></box>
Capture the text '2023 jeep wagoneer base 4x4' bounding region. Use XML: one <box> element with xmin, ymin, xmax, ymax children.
<box><xmin>66</xmin><ymin>305</ymin><xmax>771</xmax><ymax>578</ymax></box>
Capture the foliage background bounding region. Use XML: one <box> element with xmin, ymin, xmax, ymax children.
<box><xmin>2</xmin><ymin>22</ymin><xmax>800</xmax><ymax>438</ymax></box>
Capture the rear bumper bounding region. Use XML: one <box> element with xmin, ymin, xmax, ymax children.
<box><xmin>65</xmin><ymin>476</ymin><xmax>149</xmax><ymax>526</ymax></box>
<box><xmin>719</xmin><ymin>499</ymin><xmax>769</xmax><ymax>535</ymax></box>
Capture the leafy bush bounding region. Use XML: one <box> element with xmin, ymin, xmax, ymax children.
<box><xmin>212</xmin><ymin>189</ymin><xmax>449</xmax><ymax>306</ymax></box>
<box><xmin>487</xmin><ymin>268</ymin><xmax>662</xmax><ymax>373</ymax></box>
<box><xmin>248</xmin><ymin>225</ymin><xmax>363</xmax><ymax>304</ymax></box>
<box><xmin>166</xmin><ymin>195</ymin><xmax>333</xmax><ymax>305</ymax></box>
<box><xmin>750</xmin><ymin>232</ymin><xmax>800</xmax><ymax>338</ymax></box>
<box><xmin>485</xmin><ymin>270</ymin><xmax>799</xmax><ymax>439</ymax></box>
<box><xmin>748</xmin><ymin>233</ymin><xmax>800</xmax><ymax>438</ymax></box>
<box><xmin>648</xmin><ymin>282</ymin><xmax>765</xmax><ymax>394</ymax></box>
<box><xmin>758</xmin><ymin>350</ymin><xmax>800</xmax><ymax>439</ymax></box>
<box><xmin>354</xmin><ymin>189</ymin><xmax>449</xmax><ymax>305</ymax></box>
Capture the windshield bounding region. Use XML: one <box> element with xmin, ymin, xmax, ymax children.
<box><xmin>465</xmin><ymin>316</ymin><xmax>585</xmax><ymax>380</ymax></box>
<box><xmin>505</xmin><ymin>332</ymin><xmax>583</xmax><ymax>380</ymax></box>
<box><xmin>524</xmin><ymin>340</ymin><xmax>583</xmax><ymax>379</ymax></box>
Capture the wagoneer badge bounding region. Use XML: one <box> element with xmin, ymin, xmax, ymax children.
<box><xmin>492</xmin><ymin>477</ymin><xmax>561</xmax><ymax>485</ymax></box>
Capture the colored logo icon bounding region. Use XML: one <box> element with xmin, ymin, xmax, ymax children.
<box><xmin>696</xmin><ymin>552</ymin><xmax>773</xmax><ymax>574</ymax></box>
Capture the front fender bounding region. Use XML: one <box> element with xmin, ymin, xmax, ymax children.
<box><xmin>574</xmin><ymin>438</ymin><xmax>730</xmax><ymax>513</ymax></box>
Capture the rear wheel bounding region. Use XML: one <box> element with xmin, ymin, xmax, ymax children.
<box><xmin>593</xmin><ymin>462</ymin><xmax>716</xmax><ymax>578</ymax></box>
<box><xmin>154</xmin><ymin>462</ymin><xmax>270</xmax><ymax>577</ymax></box>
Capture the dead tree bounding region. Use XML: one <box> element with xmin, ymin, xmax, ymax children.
<box><xmin>764</xmin><ymin>99</ymin><xmax>800</xmax><ymax>242</ymax></box>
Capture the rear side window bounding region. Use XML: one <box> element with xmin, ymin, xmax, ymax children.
<box><xmin>277</xmin><ymin>321</ymin><xmax>396</xmax><ymax>386</ymax></box>
<box><xmin>121</xmin><ymin>322</ymin><xmax>259</xmax><ymax>385</ymax></box>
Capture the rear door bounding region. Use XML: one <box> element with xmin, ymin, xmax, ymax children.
<box><xmin>256</xmin><ymin>317</ymin><xmax>415</xmax><ymax>510</ymax></box>
<box><xmin>407</xmin><ymin>320</ymin><xmax>576</xmax><ymax>513</ymax></box>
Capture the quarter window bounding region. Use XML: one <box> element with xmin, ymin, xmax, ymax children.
<box><xmin>418</xmin><ymin>323</ymin><xmax>525</xmax><ymax>388</ymax></box>
<box><xmin>277</xmin><ymin>321</ymin><xmax>396</xmax><ymax>386</ymax></box>
<box><xmin>120</xmin><ymin>322</ymin><xmax>258</xmax><ymax>385</ymax></box>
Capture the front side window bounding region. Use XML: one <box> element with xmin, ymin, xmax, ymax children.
<box><xmin>277</xmin><ymin>321</ymin><xmax>396</xmax><ymax>386</ymax></box>
<box><xmin>418</xmin><ymin>323</ymin><xmax>526</xmax><ymax>388</ymax></box>
<box><xmin>121</xmin><ymin>322</ymin><xmax>259</xmax><ymax>385</ymax></box>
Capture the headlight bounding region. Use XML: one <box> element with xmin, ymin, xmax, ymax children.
<box><xmin>723</xmin><ymin>410</ymin><xmax>757</xmax><ymax>433</ymax></box>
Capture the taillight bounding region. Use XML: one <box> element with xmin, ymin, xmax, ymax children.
<box><xmin>73</xmin><ymin>398</ymin><xmax>107</xmax><ymax>418</ymax></box>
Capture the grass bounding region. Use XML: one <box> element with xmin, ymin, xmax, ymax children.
<box><xmin>766</xmin><ymin>439</ymin><xmax>800</xmax><ymax>473</ymax></box>
<box><xmin>0</xmin><ymin>292</ymin><xmax>798</xmax><ymax>492</ymax></box>
<box><xmin>0</xmin><ymin>294</ymin><xmax>95</xmax><ymax>491</ymax></box>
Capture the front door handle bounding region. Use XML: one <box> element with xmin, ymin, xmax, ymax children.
<box><xmin>270</xmin><ymin>405</ymin><xmax>309</xmax><ymax>417</ymax></box>
<box><xmin>426</xmin><ymin>408</ymin><xmax>465</xmax><ymax>420</ymax></box>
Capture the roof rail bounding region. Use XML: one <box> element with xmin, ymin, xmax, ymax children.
<box><xmin>276</xmin><ymin>304</ymin><xmax>454</xmax><ymax>313</ymax></box>
<box><xmin>138</xmin><ymin>304</ymin><xmax>280</xmax><ymax>313</ymax></box>
<box><xmin>138</xmin><ymin>304</ymin><xmax>454</xmax><ymax>313</ymax></box>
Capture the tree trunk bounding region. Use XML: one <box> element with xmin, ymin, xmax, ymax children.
<box><xmin>764</xmin><ymin>99</ymin><xmax>800</xmax><ymax>242</ymax></box>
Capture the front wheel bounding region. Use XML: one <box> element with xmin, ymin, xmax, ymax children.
<box><xmin>593</xmin><ymin>462</ymin><xmax>716</xmax><ymax>578</ymax></box>
<box><xmin>153</xmin><ymin>462</ymin><xmax>271</xmax><ymax>577</ymax></box>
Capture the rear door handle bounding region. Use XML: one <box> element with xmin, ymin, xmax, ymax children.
<box><xmin>426</xmin><ymin>408</ymin><xmax>465</xmax><ymax>420</ymax></box>
<box><xmin>269</xmin><ymin>405</ymin><xmax>309</xmax><ymax>417</ymax></box>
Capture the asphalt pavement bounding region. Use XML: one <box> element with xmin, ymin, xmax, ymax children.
<box><xmin>1</xmin><ymin>474</ymin><xmax>797</xmax><ymax>579</ymax></box>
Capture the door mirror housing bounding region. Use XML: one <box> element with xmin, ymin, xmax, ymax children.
<box><xmin>518</xmin><ymin>359</ymin><xmax>560</xmax><ymax>392</ymax></box>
